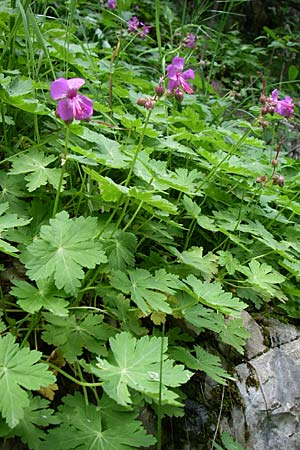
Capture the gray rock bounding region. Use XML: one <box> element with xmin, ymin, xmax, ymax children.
<box><xmin>241</xmin><ymin>311</ymin><xmax>267</xmax><ymax>359</ymax></box>
<box><xmin>229</xmin><ymin>319</ymin><xmax>300</xmax><ymax>449</ymax></box>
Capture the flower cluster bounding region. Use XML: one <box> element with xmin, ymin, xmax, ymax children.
<box><xmin>127</xmin><ymin>16</ymin><xmax>151</xmax><ymax>39</ymax></box>
<box><xmin>166</xmin><ymin>56</ymin><xmax>194</xmax><ymax>101</ymax></box>
<box><xmin>260</xmin><ymin>88</ymin><xmax>294</xmax><ymax>118</ymax></box>
<box><xmin>50</xmin><ymin>78</ymin><xmax>93</xmax><ymax>123</ymax></box>
<box><xmin>107</xmin><ymin>0</ymin><xmax>117</xmax><ymax>9</ymax></box>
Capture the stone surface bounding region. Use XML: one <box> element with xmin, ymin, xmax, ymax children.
<box><xmin>228</xmin><ymin>318</ymin><xmax>300</xmax><ymax>450</ymax></box>
<box><xmin>241</xmin><ymin>311</ymin><xmax>267</xmax><ymax>359</ymax></box>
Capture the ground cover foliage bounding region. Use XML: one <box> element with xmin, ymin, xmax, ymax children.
<box><xmin>1</xmin><ymin>0</ymin><xmax>300</xmax><ymax>448</ymax></box>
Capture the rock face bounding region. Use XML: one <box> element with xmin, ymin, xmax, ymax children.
<box><xmin>228</xmin><ymin>316</ymin><xmax>300</xmax><ymax>450</ymax></box>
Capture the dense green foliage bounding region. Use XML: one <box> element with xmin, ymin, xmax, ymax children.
<box><xmin>1</xmin><ymin>0</ymin><xmax>300</xmax><ymax>448</ymax></box>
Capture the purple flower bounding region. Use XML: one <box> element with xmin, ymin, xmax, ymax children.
<box><xmin>50</xmin><ymin>78</ymin><xmax>93</xmax><ymax>122</ymax></box>
<box><xmin>139</xmin><ymin>23</ymin><xmax>151</xmax><ymax>38</ymax></box>
<box><xmin>271</xmin><ymin>89</ymin><xmax>294</xmax><ymax>118</ymax></box>
<box><xmin>127</xmin><ymin>16</ymin><xmax>140</xmax><ymax>33</ymax></box>
<box><xmin>166</xmin><ymin>56</ymin><xmax>194</xmax><ymax>94</ymax></box>
<box><xmin>184</xmin><ymin>33</ymin><xmax>195</xmax><ymax>48</ymax></box>
<box><xmin>107</xmin><ymin>0</ymin><xmax>117</xmax><ymax>8</ymax></box>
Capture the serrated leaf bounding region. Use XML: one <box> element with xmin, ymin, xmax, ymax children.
<box><xmin>237</xmin><ymin>259</ymin><xmax>286</xmax><ymax>300</ymax></box>
<box><xmin>182</xmin><ymin>195</ymin><xmax>217</xmax><ymax>231</ymax></box>
<box><xmin>219</xmin><ymin>318</ymin><xmax>251</xmax><ymax>354</ymax></box>
<box><xmin>43</xmin><ymin>392</ymin><xmax>156</xmax><ymax>450</ymax></box>
<box><xmin>176</xmin><ymin>247</ymin><xmax>219</xmax><ymax>281</ymax></box>
<box><xmin>110</xmin><ymin>268</ymin><xmax>180</xmax><ymax>315</ymax></box>
<box><xmin>179</xmin><ymin>293</ymin><xmax>250</xmax><ymax>353</ymax></box>
<box><xmin>171</xmin><ymin>346</ymin><xmax>233</xmax><ymax>384</ymax></box>
<box><xmin>102</xmin><ymin>230</ymin><xmax>137</xmax><ymax>271</ymax></box>
<box><xmin>10</xmin><ymin>279</ymin><xmax>69</xmax><ymax>316</ymax></box>
<box><xmin>0</xmin><ymin>202</ymin><xmax>31</xmax><ymax>254</ymax></box>
<box><xmin>70</xmin><ymin>124</ymin><xmax>130</xmax><ymax>169</ymax></box>
<box><xmin>84</xmin><ymin>168</ymin><xmax>128</xmax><ymax>202</ymax></box>
<box><xmin>88</xmin><ymin>332</ymin><xmax>192</xmax><ymax>406</ymax></box>
<box><xmin>0</xmin><ymin>394</ymin><xmax>59</xmax><ymax>450</ymax></box>
<box><xmin>184</xmin><ymin>275</ymin><xmax>247</xmax><ymax>317</ymax></box>
<box><xmin>25</xmin><ymin>211</ymin><xmax>107</xmax><ymax>295</ymax></box>
<box><xmin>0</xmin><ymin>333</ymin><xmax>56</xmax><ymax>428</ymax></box>
<box><xmin>42</xmin><ymin>312</ymin><xmax>115</xmax><ymax>363</ymax></box>
<box><xmin>129</xmin><ymin>187</ymin><xmax>177</xmax><ymax>215</ymax></box>
<box><xmin>9</xmin><ymin>150</ymin><xmax>64</xmax><ymax>192</ymax></box>
<box><xmin>214</xmin><ymin>431</ymin><xmax>250</xmax><ymax>450</ymax></box>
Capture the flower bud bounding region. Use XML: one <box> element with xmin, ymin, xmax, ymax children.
<box><xmin>144</xmin><ymin>98</ymin><xmax>155</xmax><ymax>110</ymax></box>
<box><xmin>137</xmin><ymin>98</ymin><xmax>147</xmax><ymax>106</ymax></box>
<box><xmin>271</xmin><ymin>158</ymin><xmax>278</xmax><ymax>167</ymax></box>
<box><xmin>256</xmin><ymin>175</ymin><xmax>267</xmax><ymax>184</ymax></box>
<box><xmin>260</xmin><ymin>93</ymin><xmax>266</xmax><ymax>104</ymax></box>
<box><xmin>272</xmin><ymin>174</ymin><xmax>285</xmax><ymax>187</ymax></box>
<box><xmin>268</xmin><ymin>106</ymin><xmax>275</xmax><ymax>115</ymax></box>
<box><xmin>155</xmin><ymin>84</ymin><xmax>165</xmax><ymax>97</ymax></box>
<box><xmin>261</xmin><ymin>106</ymin><xmax>268</xmax><ymax>115</ymax></box>
<box><xmin>174</xmin><ymin>88</ymin><xmax>184</xmax><ymax>103</ymax></box>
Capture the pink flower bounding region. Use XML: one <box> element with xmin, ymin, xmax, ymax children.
<box><xmin>127</xmin><ymin>16</ymin><xmax>140</xmax><ymax>33</ymax></box>
<box><xmin>107</xmin><ymin>0</ymin><xmax>117</xmax><ymax>8</ymax></box>
<box><xmin>271</xmin><ymin>89</ymin><xmax>294</xmax><ymax>118</ymax></box>
<box><xmin>50</xmin><ymin>78</ymin><xmax>93</xmax><ymax>122</ymax></box>
<box><xmin>166</xmin><ymin>56</ymin><xmax>194</xmax><ymax>94</ymax></box>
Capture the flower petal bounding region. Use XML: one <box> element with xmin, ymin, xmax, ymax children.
<box><xmin>50</xmin><ymin>78</ymin><xmax>69</xmax><ymax>100</ymax></box>
<box><xmin>166</xmin><ymin>65</ymin><xmax>178</xmax><ymax>80</ymax></box>
<box><xmin>67</xmin><ymin>78</ymin><xmax>86</xmax><ymax>90</ymax></box>
<box><xmin>271</xmin><ymin>89</ymin><xmax>278</xmax><ymax>102</ymax></box>
<box><xmin>171</xmin><ymin>56</ymin><xmax>185</xmax><ymax>71</ymax></box>
<box><xmin>168</xmin><ymin>79</ymin><xmax>178</xmax><ymax>92</ymax></box>
<box><xmin>180</xmin><ymin>77</ymin><xmax>194</xmax><ymax>94</ymax></box>
<box><xmin>73</xmin><ymin>95</ymin><xmax>93</xmax><ymax>120</ymax></box>
<box><xmin>57</xmin><ymin>98</ymin><xmax>74</xmax><ymax>121</ymax></box>
<box><xmin>182</xmin><ymin>69</ymin><xmax>194</xmax><ymax>81</ymax></box>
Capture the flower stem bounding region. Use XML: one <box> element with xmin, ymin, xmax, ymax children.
<box><xmin>47</xmin><ymin>361</ymin><xmax>103</xmax><ymax>387</ymax></box>
<box><xmin>52</xmin><ymin>125</ymin><xmax>70</xmax><ymax>217</ymax></box>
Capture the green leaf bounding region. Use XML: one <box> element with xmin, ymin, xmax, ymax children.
<box><xmin>219</xmin><ymin>318</ymin><xmax>251</xmax><ymax>354</ymax></box>
<box><xmin>42</xmin><ymin>311</ymin><xmax>115</xmax><ymax>363</ymax></box>
<box><xmin>0</xmin><ymin>394</ymin><xmax>59</xmax><ymax>450</ymax></box>
<box><xmin>179</xmin><ymin>293</ymin><xmax>250</xmax><ymax>353</ymax></box>
<box><xmin>70</xmin><ymin>124</ymin><xmax>129</xmax><ymax>169</ymax></box>
<box><xmin>88</xmin><ymin>332</ymin><xmax>192</xmax><ymax>406</ymax></box>
<box><xmin>43</xmin><ymin>393</ymin><xmax>156</xmax><ymax>450</ymax></box>
<box><xmin>237</xmin><ymin>259</ymin><xmax>286</xmax><ymax>300</ymax></box>
<box><xmin>129</xmin><ymin>187</ymin><xmax>177</xmax><ymax>215</ymax></box>
<box><xmin>102</xmin><ymin>230</ymin><xmax>137</xmax><ymax>271</ymax></box>
<box><xmin>171</xmin><ymin>346</ymin><xmax>233</xmax><ymax>384</ymax></box>
<box><xmin>0</xmin><ymin>202</ymin><xmax>31</xmax><ymax>254</ymax></box>
<box><xmin>184</xmin><ymin>275</ymin><xmax>247</xmax><ymax>317</ymax></box>
<box><xmin>110</xmin><ymin>268</ymin><xmax>180</xmax><ymax>315</ymax></box>
<box><xmin>176</xmin><ymin>247</ymin><xmax>219</xmax><ymax>281</ymax></box>
<box><xmin>10</xmin><ymin>279</ymin><xmax>69</xmax><ymax>316</ymax></box>
<box><xmin>25</xmin><ymin>211</ymin><xmax>107</xmax><ymax>295</ymax></box>
<box><xmin>214</xmin><ymin>431</ymin><xmax>249</xmax><ymax>450</ymax></box>
<box><xmin>9</xmin><ymin>150</ymin><xmax>64</xmax><ymax>192</ymax></box>
<box><xmin>182</xmin><ymin>195</ymin><xmax>217</xmax><ymax>231</ymax></box>
<box><xmin>0</xmin><ymin>333</ymin><xmax>55</xmax><ymax>428</ymax></box>
<box><xmin>84</xmin><ymin>168</ymin><xmax>128</xmax><ymax>202</ymax></box>
<box><xmin>288</xmin><ymin>64</ymin><xmax>298</xmax><ymax>81</ymax></box>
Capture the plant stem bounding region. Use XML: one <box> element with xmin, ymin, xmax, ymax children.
<box><xmin>157</xmin><ymin>322</ymin><xmax>165</xmax><ymax>450</ymax></box>
<box><xmin>52</xmin><ymin>125</ymin><xmax>70</xmax><ymax>217</ymax></box>
<box><xmin>47</xmin><ymin>362</ymin><xmax>103</xmax><ymax>387</ymax></box>
<box><xmin>155</xmin><ymin>0</ymin><xmax>162</xmax><ymax>63</ymax></box>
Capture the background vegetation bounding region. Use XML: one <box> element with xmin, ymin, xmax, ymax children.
<box><xmin>1</xmin><ymin>0</ymin><xmax>300</xmax><ymax>449</ymax></box>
